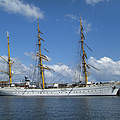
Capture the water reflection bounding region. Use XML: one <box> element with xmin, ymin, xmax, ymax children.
<box><xmin>0</xmin><ymin>96</ymin><xmax>120</xmax><ymax>120</ymax></box>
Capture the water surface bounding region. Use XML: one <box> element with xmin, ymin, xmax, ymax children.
<box><xmin>0</xmin><ymin>96</ymin><xmax>120</xmax><ymax>120</ymax></box>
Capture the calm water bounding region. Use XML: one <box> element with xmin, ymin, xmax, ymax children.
<box><xmin>0</xmin><ymin>96</ymin><xmax>120</xmax><ymax>120</ymax></box>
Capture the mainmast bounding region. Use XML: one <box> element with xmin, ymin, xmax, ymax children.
<box><xmin>80</xmin><ymin>17</ymin><xmax>88</xmax><ymax>85</ymax></box>
<box><xmin>37</xmin><ymin>18</ymin><xmax>50</xmax><ymax>89</ymax></box>
<box><xmin>37</xmin><ymin>18</ymin><xmax>45</xmax><ymax>89</ymax></box>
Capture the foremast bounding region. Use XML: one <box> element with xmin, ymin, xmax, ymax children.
<box><xmin>80</xmin><ymin>18</ymin><xmax>88</xmax><ymax>86</ymax></box>
<box><xmin>0</xmin><ymin>32</ymin><xmax>13</xmax><ymax>86</ymax></box>
<box><xmin>37</xmin><ymin>18</ymin><xmax>50</xmax><ymax>89</ymax></box>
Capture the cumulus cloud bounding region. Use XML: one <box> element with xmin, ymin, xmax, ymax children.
<box><xmin>85</xmin><ymin>0</ymin><xmax>110</xmax><ymax>5</ymax></box>
<box><xmin>0</xmin><ymin>0</ymin><xmax>44</xmax><ymax>19</ymax></box>
<box><xmin>88</xmin><ymin>57</ymin><xmax>120</xmax><ymax>82</ymax></box>
<box><xmin>49</xmin><ymin>64</ymin><xmax>73</xmax><ymax>77</ymax></box>
<box><xmin>27</xmin><ymin>57</ymin><xmax>120</xmax><ymax>83</ymax></box>
<box><xmin>21</xmin><ymin>56</ymin><xmax>120</xmax><ymax>83</ymax></box>
<box><xmin>0</xmin><ymin>56</ymin><xmax>120</xmax><ymax>84</ymax></box>
<box><xmin>0</xmin><ymin>56</ymin><xmax>73</xmax><ymax>83</ymax></box>
<box><xmin>45</xmin><ymin>64</ymin><xmax>74</xmax><ymax>83</ymax></box>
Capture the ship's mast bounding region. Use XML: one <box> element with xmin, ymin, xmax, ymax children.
<box><xmin>0</xmin><ymin>32</ymin><xmax>13</xmax><ymax>85</ymax></box>
<box><xmin>7</xmin><ymin>32</ymin><xmax>12</xmax><ymax>85</ymax></box>
<box><xmin>80</xmin><ymin>17</ymin><xmax>88</xmax><ymax>85</ymax></box>
<box><xmin>37</xmin><ymin>19</ymin><xmax>45</xmax><ymax>89</ymax></box>
<box><xmin>36</xmin><ymin>18</ymin><xmax>52</xmax><ymax>88</ymax></box>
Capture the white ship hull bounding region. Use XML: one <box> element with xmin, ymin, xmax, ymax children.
<box><xmin>0</xmin><ymin>85</ymin><xmax>119</xmax><ymax>96</ymax></box>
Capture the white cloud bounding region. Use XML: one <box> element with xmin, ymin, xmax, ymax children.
<box><xmin>0</xmin><ymin>0</ymin><xmax>44</xmax><ymax>19</ymax></box>
<box><xmin>85</xmin><ymin>0</ymin><xmax>110</xmax><ymax>5</ymax></box>
<box><xmin>49</xmin><ymin>64</ymin><xmax>73</xmax><ymax>77</ymax></box>
<box><xmin>44</xmin><ymin>64</ymin><xmax>74</xmax><ymax>83</ymax></box>
<box><xmin>0</xmin><ymin>56</ymin><xmax>72</xmax><ymax>83</ymax></box>
<box><xmin>0</xmin><ymin>56</ymin><xmax>120</xmax><ymax>84</ymax></box>
<box><xmin>45</xmin><ymin>57</ymin><xmax>120</xmax><ymax>83</ymax></box>
<box><xmin>88</xmin><ymin>57</ymin><xmax>120</xmax><ymax>82</ymax></box>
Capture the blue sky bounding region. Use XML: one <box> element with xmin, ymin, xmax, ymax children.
<box><xmin>0</xmin><ymin>0</ymin><xmax>120</xmax><ymax>82</ymax></box>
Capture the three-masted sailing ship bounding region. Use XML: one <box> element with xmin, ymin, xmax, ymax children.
<box><xmin>0</xmin><ymin>18</ymin><xmax>119</xmax><ymax>96</ymax></box>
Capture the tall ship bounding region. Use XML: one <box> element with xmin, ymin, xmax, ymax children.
<box><xmin>0</xmin><ymin>18</ymin><xmax>119</xmax><ymax>96</ymax></box>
